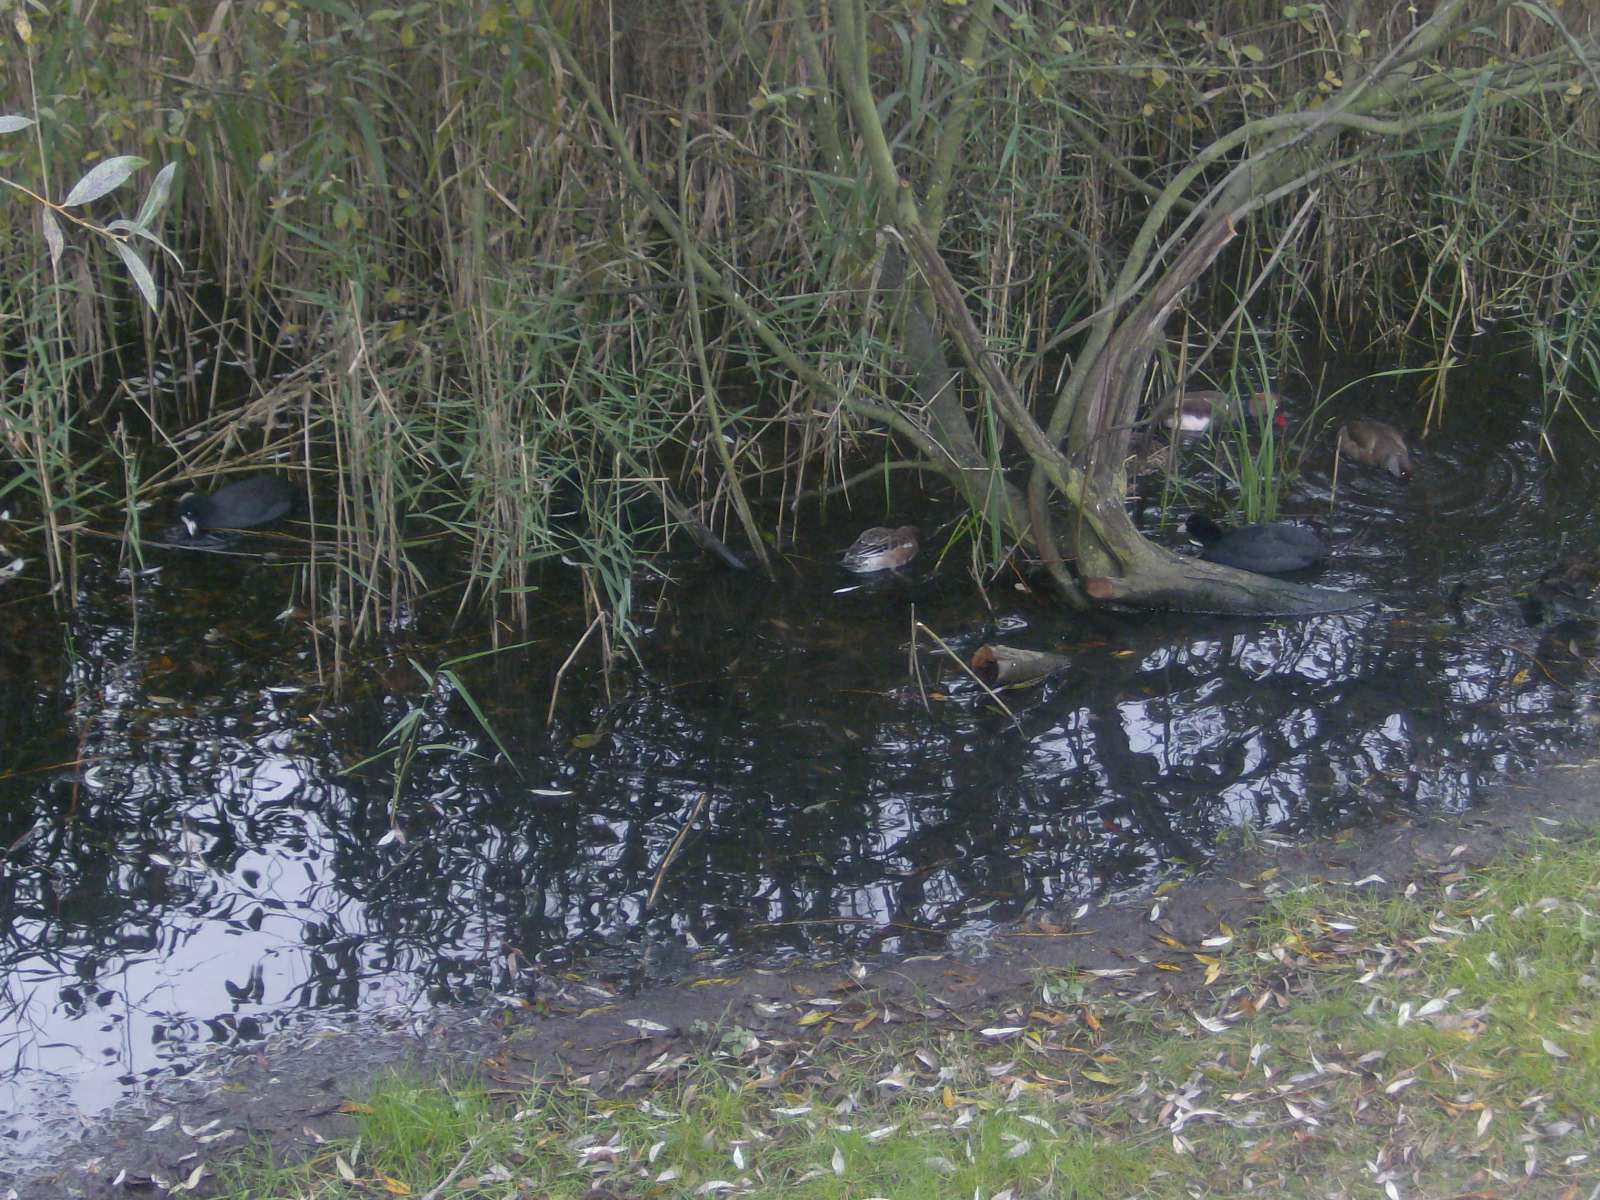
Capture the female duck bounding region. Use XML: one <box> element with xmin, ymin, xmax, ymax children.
<box><xmin>1185</xmin><ymin>512</ymin><xmax>1328</xmax><ymax>575</ymax></box>
<box><xmin>841</xmin><ymin>525</ymin><xmax>920</xmax><ymax>574</ymax></box>
<box><xmin>1335</xmin><ymin>419</ymin><xmax>1411</xmax><ymax>480</ymax></box>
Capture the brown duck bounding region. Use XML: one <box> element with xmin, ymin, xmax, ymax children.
<box><xmin>841</xmin><ymin>525</ymin><xmax>920</xmax><ymax>573</ymax></box>
<box><xmin>1335</xmin><ymin>419</ymin><xmax>1411</xmax><ymax>480</ymax></box>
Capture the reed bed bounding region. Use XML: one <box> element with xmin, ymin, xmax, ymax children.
<box><xmin>2</xmin><ymin>1</ymin><xmax>1596</xmax><ymax>650</ymax></box>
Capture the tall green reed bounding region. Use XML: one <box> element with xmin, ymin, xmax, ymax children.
<box><xmin>2</xmin><ymin>1</ymin><xmax>1596</xmax><ymax>650</ymax></box>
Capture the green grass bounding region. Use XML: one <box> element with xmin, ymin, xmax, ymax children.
<box><xmin>211</xmin><ymin>829</ymin><xmax>1600</xmax><ymax>1198</ymax></box>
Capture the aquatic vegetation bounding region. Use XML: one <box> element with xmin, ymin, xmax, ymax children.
<box><xmin>0</xmin><ymin>2</ymin><xmax>1595</xmax><ymax>640</ymax></box>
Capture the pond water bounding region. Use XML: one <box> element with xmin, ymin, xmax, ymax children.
<box><xmin>2</xmin><ymin>345</ymin><xmax>1597</xmax><ymax>1174</ymax></box>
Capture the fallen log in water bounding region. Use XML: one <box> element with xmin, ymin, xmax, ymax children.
<box><xmin>970</xmin><ymin>644</ymin><xmax>1073</xmax><ymax>688</ymax></box>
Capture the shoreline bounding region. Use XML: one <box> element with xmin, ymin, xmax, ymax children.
<box><xmin>12</xmin><ymin>752</ymin><xmax>1600</xmax><ymax>1199</ymax></box>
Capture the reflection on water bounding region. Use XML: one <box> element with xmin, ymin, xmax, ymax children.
<box><xmin>2</xmin><ymin>349</ymin><xmax>1598</xmax><ymax>1171</ymax></box>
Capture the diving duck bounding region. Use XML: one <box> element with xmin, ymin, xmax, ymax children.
<box><xmin>1185</xmin><ymin>512</ymin><xmax>1328</xmax><ymax>575</ymax></box>
<box><xmin>1335</xmin><ymin>419</ymin><xmax>1411</xmax><ymax>481</ymax></box>
<box><xmin>178</xmin><ymin>475</ymin><xmax>297</xmax><ymax>537</ymax></box>
<box><xmin>1158</xmin><ymin>389</ymin><xmax>1287</xmax><ymax>436</ymax></box>
<box><xmin>841</xmin><ymin>524</ymin><xmax>920</xmax><ymax>573</ymax></box>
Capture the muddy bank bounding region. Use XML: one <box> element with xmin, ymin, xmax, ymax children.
<box><xmin>11</xmin><ymin>754</ymin><xmax>1600</xmax><ymax>1200</ymax></box>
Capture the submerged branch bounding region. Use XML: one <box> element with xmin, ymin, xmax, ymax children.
<box><xmin>1088</xmin><ymin>550</ymin><xmax>1371</xmax><ymax>617</ymax></box>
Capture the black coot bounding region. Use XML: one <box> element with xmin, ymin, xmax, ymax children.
<box><xmin>177</xmin><ymin>475</ymin><xmax>296</xmax><ymax>537</ymax></box>
<box><xmin>1185</xmin><ymin>512</ymin><xmax>1328</xmax><ymax>574</ymax></box>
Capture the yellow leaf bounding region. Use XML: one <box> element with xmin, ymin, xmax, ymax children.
<box><xmin>942</xmin><ymin>1085</ymin><xmax>955</xmax><ymax>1108</ymax></box>
<box><xmin>797</xmin><ymin>1010</ymin><xmax>829</xmax><ymax>1026</ymax></box>
<box><xmin>1154</xmin><ymin>961</ymin><xmax>1183</xmax><ymax>972</ymax></box>
<box><xmin>1204</xmin><ymin>960</ymin><xmax>1223</xmax><ymax>985</ymax></box>
<box><xmin>381</xmin><ymin>1176</ymin><xmax>412</xmax><ymax>1196</ymax></box>
<box><xmin>1082</xmin><ymin>1069</ymin><xmax>1118</xmax><ymax>1084</ymax></box>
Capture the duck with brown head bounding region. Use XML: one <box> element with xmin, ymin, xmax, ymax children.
<box><xmin>841</xmin><ymin>525</ymin><xmax>920</xmax><ymax>574</ymax></box>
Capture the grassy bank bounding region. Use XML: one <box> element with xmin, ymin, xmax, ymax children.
<box><xmin>209</xmin><ymin>828</ymin><xmax>1600</xmax><ymax>1199</ymax></box>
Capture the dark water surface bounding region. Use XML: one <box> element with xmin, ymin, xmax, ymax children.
<box><xmin>2</xmin><ymin>349</ymin><xmax>1598</xmax><ymax>1171</ymax></box>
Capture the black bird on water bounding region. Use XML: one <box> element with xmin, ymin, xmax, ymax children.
<box><xmin>177</xmin><ymin>475</ymin><xmax>296</xmax><ymax>538</ymax></box>
<box><xmin>1185</xmin><ymin>512</ymin><xmax>1328</xmax><ymax>575</ymax></box>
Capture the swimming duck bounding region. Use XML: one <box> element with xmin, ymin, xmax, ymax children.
<box><xmin>1185</xmin><ymin>512</ymin><xmax>1328</xmax><ymax>575</ymax></box>
<box><xmin>1335</xmin><ymin>420</ymin><xmax>1411</xmax><ymax>480</ymax></box>
<box><xmin>177</xmin><ymin>475</ymin><xmax>296</xmax><ymax>537</ymax></box>
<box><xmin>1158</xmin><ymin>389</ymin><xmax>1286</xmax><ymax>436</ymax></box>
<box><xmin>841</xmin><ymin>525</ymin><xmax>920</xmax><ymax>573</ymax></box>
